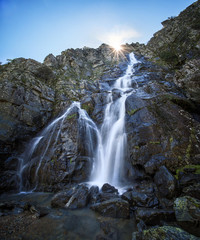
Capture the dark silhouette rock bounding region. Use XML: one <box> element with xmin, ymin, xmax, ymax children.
<box><xmin>154</xmin><ymin>166</ymin><xmax>176</xmax><ymax>199</ymax></box>
<box><xmin>135</xmin><ymin>208</ymin><xmax>175</xmax><ymax>225</ymax></box>
<box><xmin>101</xmin><ymin>184</ymin><xmax>118</xmax><ymax>194</ymax></box>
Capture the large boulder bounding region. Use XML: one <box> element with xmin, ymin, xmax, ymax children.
<box><xmin>90</xmin><ymin>198</ymin><xmax>130</xmax><ymax>218</ymax></box>
<box><xmin>122</xmin><ymin>190</ymin><xmax>159</xmax><ymax>208</ymax></box>
<box><xmin>135</xmin><ymin>208</ymin><xmax>175</xmax><ymax>225</ymax></box>
<box><xmin>174</xmin><ymin>196</ymin><xmax>200</xmax><ymax>222</ymax></box>
<box><xmin>154</xmin><ymin>166</ymin><xmax>176</xmax><ymax>199</ymax></box>
<box><xmin>174</xmin><ymin>196</ymin><xmax>200</xmax><ymax>237</ymax></box>
<box><xmin>51</xmin><ymin>184</ymin><xmax>90</xmax><ymax>209</ymax></box>
<box><xmin>132</xmin><ymin>226</ymin><xmax>199</xmax><ymax>240</ymax></box>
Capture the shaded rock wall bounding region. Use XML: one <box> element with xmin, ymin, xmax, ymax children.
<box><xmin>0</xmin><ymin>1</ymin><xmax>200</xmax><ymax>194</ymax></box>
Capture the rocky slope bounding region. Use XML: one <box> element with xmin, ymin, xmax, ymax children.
<box><xmin>127</xmin><ymin>0</ymin><xmax>200</xmax><ymax>105</ymax></box>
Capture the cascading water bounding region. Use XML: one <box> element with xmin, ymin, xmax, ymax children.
<box><xmin>18</xmin><ymin>52</ymin><xmax>138</xmax><ymax>192</ymax></box>
<box><xmin>18</xmin><ymin>102</ymin><xmax>99</xmax><ymax>192</ymax></box>
<box><xmin>90</xmin><ymin>53</ymin><xmax>138</xmax><ymax>187</ymax></box>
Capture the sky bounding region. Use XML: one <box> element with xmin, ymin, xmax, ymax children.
<box><xmin>0</xmin><ymin>0</ymin><xmax>197</xmax><ymax>64</ymax></box>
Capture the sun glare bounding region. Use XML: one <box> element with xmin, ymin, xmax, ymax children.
<box><xmin>112</xmin><ymin>43</ymin><xmax>122</xmax><ymax>52</ymax></box>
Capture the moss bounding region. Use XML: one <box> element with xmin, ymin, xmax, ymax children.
<box><xmin>66</xmin><ymin>113</ymin><xmax>76</xmax><ymax>120</ymax></box>
<box><xmin>81</xmin><ymin>103</ymin><xmax>94</xmax><ymax>114</ymax></box>
<box><xmin>149</xmin><ymin>141</ymin><xmax>161</xmax><ymax>145</ymax></box>
<box><xmin>128</xmin><ymin>108</ymin><xmax>142</xmax><ymax>116</ymax></box>
<box><xmin>175</xmin><ymin>164</ymin><xmax>200</xmax><ymax>179</ymax></box>
<box><xmin>142</xmin><ymin>226</ymin><xmax>197</xmax><ymax>240</ymax></box>
<box><xmin>82</xmin><ymin>104</ymin><xmax>90</xmax><ymax>112</ymax></box>
<box><xmin>134</xmin><ymin>146</ymin><xmax>140</xmax><ymax>150</ymax></box>
<box><xmin>186</xmin><ymin>143</ymin><xmax>192</xmax><ymax>159</ymax></box>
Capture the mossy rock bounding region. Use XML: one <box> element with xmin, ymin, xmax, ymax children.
<box><xmin>175</xmin><ymin>165</ymin><xmax>200</xmax><ymax>179</ymax></box>
<box><xmin>174</xmin><ymin>196</ymin><xmax>200</xmax><ymax>222</ymax></box>
<box><xmin>132</xmin><ymin>226</ymin><xmax>199</xmax><ymax>240</ymax></box>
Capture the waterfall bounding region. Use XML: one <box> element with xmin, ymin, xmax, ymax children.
<box><xmin>18</xmin><ymin>52</ymin><xmax>137</xmax><ymax>192</ymax></box>
<box><xmin>90</xmin><ymin>52</ymin><xmax>137</xmax><ymax>187</ymax></box>
<box><xmin>18</xmin><ymin>102</ymin><xmax>99</xmax><ymax>192</ymax></box>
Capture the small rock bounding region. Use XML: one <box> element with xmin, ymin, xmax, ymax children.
<box><xmin>101</xmin><ymin>184</ymin><xmax>118</xmax><ymax>194</ymax></box>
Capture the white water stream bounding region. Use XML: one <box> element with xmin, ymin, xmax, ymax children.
<box><xmin>18</xmin><ymin>102</ymin><xmax>99</xmax><ymax>192</ymax></box>
<box><xmin>18</xmin><ymin>53</ymin><xmax>138</xmax><ymax>192</ymax></box>
<box><xmin>90</xmin><ymin>53</ymin><xmax>137</xmax><ymax>187</ymax></box>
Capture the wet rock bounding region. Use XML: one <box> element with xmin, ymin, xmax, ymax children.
<box><xmin>96</xmin><ymin>192</ymin><xmax>120</xmax><ymax>203</ymax></box>
<box><xmin>136</xmin><ymin>220</ymin><xmax>147</xmax><ymax>233</ymax></box>
<box><xmin>101</xmin><ymin>184</ymin><xmax>118</xmax><ymax>194</ymax></box>
<box><xmin>122</xmin><ymin>190</ymin><xmax>159</xmax><ymax>208</ymax></box>
<box><xmin>132</xmin><ymin>226</ymin><xmax>199</xmax><ymax>240</ymax></box>
<box><xmin>112</xmin><ymin>89</ymin><xmax>122</xmax><ymax>101</ymax></box>
<box><xmin>89</xmin><ymin>185</ymin><xmax>100</xmax><ymax>204</ymax></box>
<box><xmin>65</xmin><ymin>185</ymin><xmax>90</xmax><ymax>209</ymax></box>
<box><xmin>135</xmin><ymin>208</ymin><xmax>175</xmax><ymax>225</ymax></box>
<box><xmin>154</xmin><ymin>166</ymin><xmax>176</xmax><ymax>199</ymax></box>
<box><xmin>51</xmin><ymin>184</ymin><xmax>90</xmax><ymax>209</ymax></box>
<box><xmin>91</xmin><ymin>198</ymin><xmax>130</xmax><ymax>218</ymax></box>
<box><xmin>51</xmin><ymin>188</ymin><xmax>74</xmax><ymax>208</ymax></box>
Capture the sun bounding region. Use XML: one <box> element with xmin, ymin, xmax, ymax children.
<box><xmin>112</xmin><ymin>43</ymin><xmax>122</xmax><ymax>52</ymax></box>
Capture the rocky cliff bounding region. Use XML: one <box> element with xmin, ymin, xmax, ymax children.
<box><xmin>128</xmin><ymin>0</ymin><xmax>200</xmax><ymax>105</ymax></box>
<box><xmin>0</xmin><ymin>1</ymin><xmax>200</xmax><ymax>239</ymax></box>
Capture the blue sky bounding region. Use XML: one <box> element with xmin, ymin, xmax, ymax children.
<box><xmin>0</xmin><ymin>0</ymin><xmax>196</xmax><ymax>63</ymax></box>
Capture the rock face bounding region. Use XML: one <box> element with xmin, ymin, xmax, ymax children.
<box><xmin>126</xmin><ymin>1</ymin><xmax>200</xmax><ymax>105</ymax></box>
<box><xmin>147</xmin><ymin>1</ymin><xmax>200</xmax><ymax>68</ymax></box>
<box><xmin>0</xmin><ymin>44</ymin><xmax>126</xmax><ymax>193</ymax></box>
<box><xmin>124</xmin><ymin>58</ymin><xmax>200</xmax><ymax>178</ymax></box>
<box><xmin>174</xmin><ymin>59</ymin><xmax>200</xmax><ymax>103</ymax></box>
<box><xmin>0</xmin><ymin>58</ymin><xmax>55</xmax><ymax>157</ymax></box>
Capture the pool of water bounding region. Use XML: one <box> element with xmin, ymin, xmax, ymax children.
<box><xmin>0</xmin><ymin>192</ymin><xmax>136</xmax><ymax>240</ymax></box>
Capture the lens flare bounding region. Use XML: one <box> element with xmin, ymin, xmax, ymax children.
<box><xmin>112</xmin><ymin>43</ymin><xmax>122</xmax><ymax>52</ymax></box>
